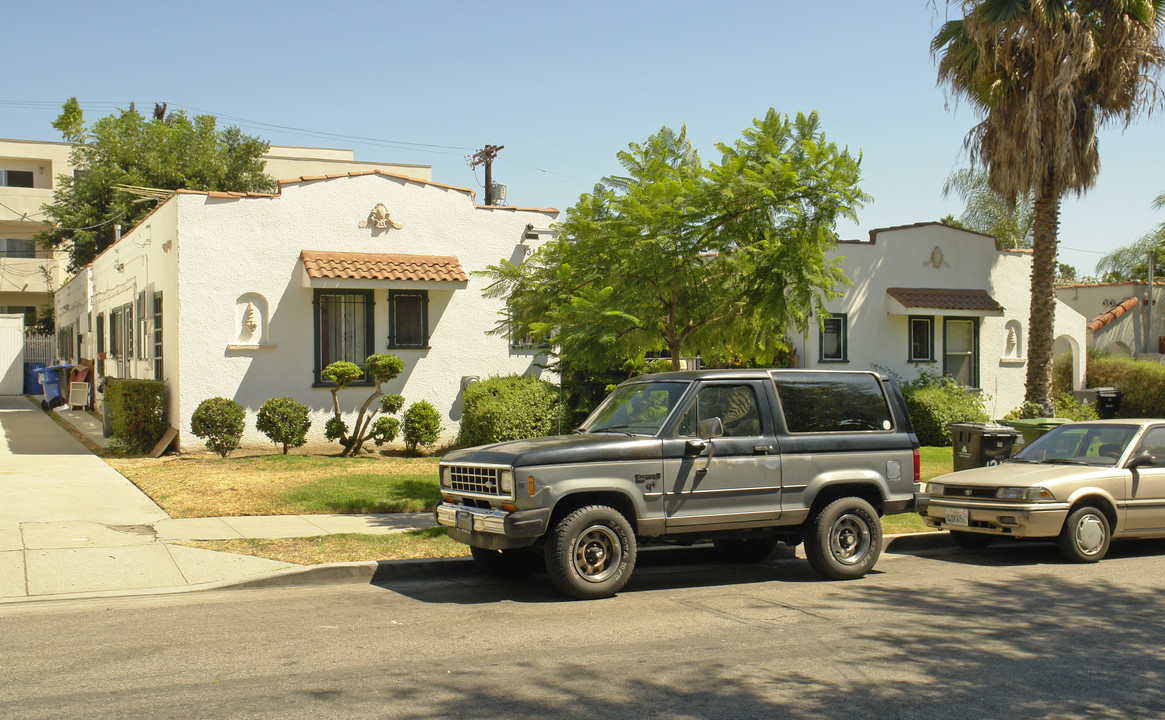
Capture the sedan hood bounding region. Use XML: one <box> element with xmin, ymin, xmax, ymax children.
<box><xmin>442</xmin><ymin>433</ymin><xmax>662</xmax><ymax>468</ymax></box>
<box><xmin>930</xmin><ymin>461</ymin><xmax>1121</xmax><ymax>487</ymax></box>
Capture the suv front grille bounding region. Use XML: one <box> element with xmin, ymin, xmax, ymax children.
<box><xmin>446</xmin><ymin>465</ymin><xmax>504</xmax><ymax>496</ymax></box>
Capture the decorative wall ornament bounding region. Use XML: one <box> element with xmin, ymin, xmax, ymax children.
<box><xmin>924</xmin><ymin>246</ymin><xmax>950</xmax><ymax>269</ymax></box>
<box><xmin>244</xmin><ymin>303</ymin><xmax>259</xmax><ymax>335</ymax></box>
<box><xmin>359</xmin><ymin>203</ymin><xmax>403</xmax><ymax>230</ymax></box>
<box><xmin>1006</xmin><ymin>327</ymin><xmax>1017</xmax><ymax>356</ymax></box>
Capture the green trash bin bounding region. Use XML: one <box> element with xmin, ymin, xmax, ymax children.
<box><xmin>1004</xmin><ymin>417</ymin><xmax>1072</xmax><ymax>448</ymax></box>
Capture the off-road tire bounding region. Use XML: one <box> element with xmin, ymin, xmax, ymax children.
<box><xmin>804</xmin><ymin>497</ymin><xmax>882</xmax><ymax>580</ymax></box>
<box><xmin>713</xmin><ymin>537</ymin><xmax>780</xmax><ymax>563</ymax></box>
<box><xmin>544</xmin><ymin>505</ymin><xmax>636</xmax><ymax>599</ymax></box>
<box><xmin>1057</xmin><ymin>505</ymin><xmax>1110</xmax><ymax>563</ymax></box>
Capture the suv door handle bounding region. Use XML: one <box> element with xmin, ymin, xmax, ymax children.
<box><xmin>753</xmin><ymin>445</ymin><xmax>774</xmax><ymax>454</ymax></box>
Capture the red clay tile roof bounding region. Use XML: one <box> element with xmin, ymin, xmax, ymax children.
<box><xmin>300</xmin><ymin>251</ymin><xmax>467</xmax><ymax>282</ymax></box>
<box><xmin>886</xmin><ymin>287</ymin><xmax>1004</xmax><ymax>312</ymax></box>
<box><xmin>1087</xmin><ymin>296</ymin><xmax>1138</xmax><ymax>333</ymax></box>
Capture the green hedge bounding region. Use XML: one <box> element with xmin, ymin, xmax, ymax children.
<box><xmin>459</xmin><ymin>375</ymin><xmax>568</xmax><ymax>447</ymax></box>
<box><xmin>105</xmin><ymin>378</ymin><xmax>168</xmax><ymax>454</ymax></box>
<box><xmin>902</xmin><ymin>373</ymin><xmax>988</xmax><ymax>447</ymax></box>
<box><xmin>1083</xmin><ymin>355</ymin><xmax>1165</xmax><ymax>417</ymax></box>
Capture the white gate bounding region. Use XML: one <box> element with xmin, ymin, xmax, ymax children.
<box><xmin>0</xmin><ymin>315</ymin><xmax>24</xmax><ymax>395</ymax></box>
<box><xmin>23</xmin><ymin>334</ymin><xmax>56</xmax><ymax>365</ymax></box>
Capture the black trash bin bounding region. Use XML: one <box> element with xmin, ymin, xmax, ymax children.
<box><xmin>949</xmin><ymin>422</ymin><xmax>1022</xmax><ymax>471</ymax></box>
<box><xmin>1095</xmin><ymin>387</ymin><xmax>1121</xmax><ymax>419</ymax></box>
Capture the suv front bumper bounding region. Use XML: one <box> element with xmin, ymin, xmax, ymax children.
<box><xmin>435</xmin><ymin>502</ymin><xmax>551</xmax><ymax>550</ymax></box>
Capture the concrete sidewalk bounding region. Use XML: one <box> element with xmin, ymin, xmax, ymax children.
<box><xmin>0</xmin><ymin>395</ymin><xmax>439</xmax><ymax>603</ymax></box>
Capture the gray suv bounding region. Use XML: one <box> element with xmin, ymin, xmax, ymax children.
<box><xmin>436</xmin><ymin>369</ymin><xmax>921</xmax><ymax>599</ymax></box>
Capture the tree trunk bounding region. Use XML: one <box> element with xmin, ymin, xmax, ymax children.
<box><xmin>1025</xmin><ymin>179</ymin><xmax>1061</xmax><ymax>416</ymax></box>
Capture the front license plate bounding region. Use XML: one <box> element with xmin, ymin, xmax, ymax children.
<box><xmin>945</xmin><ymin>508</ymin><xmax>969</xmax><ymax>527</ymax></box>
<box><xmin>456</xmin><ymin>510</ymin><xmax>473</xmax><ymax>532</ymax></box>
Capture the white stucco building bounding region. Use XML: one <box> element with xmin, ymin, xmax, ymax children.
<box><xmin>789</xmin><ymin>223</ymin><xmax>1088</xmax><ymax>418</ymax></box>
<box><xmin>1055</xmin><ymin>281</ymin><xmax>1165</xmax><ymax>360</ymax></box>
<box><xmin>55</xmin><ymin>169</ymin><xmax>557</xmax><ymax>450</ymax></box>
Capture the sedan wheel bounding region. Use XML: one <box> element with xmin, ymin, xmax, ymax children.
<box><xmin>1057</xmin><ymin>506</ymin><xmax>1111</xmax><ymax>563</ymax></box>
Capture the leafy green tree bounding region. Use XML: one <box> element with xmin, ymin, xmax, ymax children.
<box><xmin>933</xmin><ymin>1</ymin><xmax>1164</xmax><ymax>415</ymax></box>
<box><xmin>255</xmin><ymin>397</ymin><xmax>312</xmax><ymax>454</ymax></box>
<box><xmin>482</xmin><ymin>110</ymin><xmax>867</xmax><ymax>373</ymax></box>
<box><xmin>1095</xmin><ymin>191</ymin><xmax>1165</xmax><ymax>282</ymax></box>
<box><xmin>941</xmin><ymin>167</ymin><xmax>1033</xmax><ymax>248</ymax></box>
<box><xmin>40</xmin><ymin>98</ymin><xmax>276</xmax><ymax>269</ymax></box>
<box><xmin>322</xmin><ymin>354</ymin><xmax>406</xmax><ymax>456</ymax></box>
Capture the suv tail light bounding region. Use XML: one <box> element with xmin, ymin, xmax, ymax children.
<box><xmin>913</xmin><ymin>446</ymin><xmax>921</xmax><ymax>482</ymax></box>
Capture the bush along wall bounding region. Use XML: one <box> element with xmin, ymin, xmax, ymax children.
<box><xmin>459</xmin><ymin>375</ymin><xmax>568</xmax><ymax>447</ymax></box>
<box><xmin>1083</xmin><ymin>355</ymin><xmax>1165</xmax><ymax>418</ymax></box>
<box><xmin>105</xmin><ymin>378</ymin><xmax>168</xmax><ymax>454</ymax></box>
<box><xmin>901</xmin><ymin>372</ymin><xmax>988</xmax><ymax>447</ymax></box>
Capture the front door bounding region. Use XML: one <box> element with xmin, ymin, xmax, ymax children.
<box><xmin>1126</xmin><ymin>425</ymin><xmax>1165</xmax><ymax>531</ymax></box>
<box><xmin>662</xmin><ymin>380</ymin><xmax>781</xmax><ymax>530</ymax></box>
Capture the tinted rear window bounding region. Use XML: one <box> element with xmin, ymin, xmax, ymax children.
<box><xmin>772</xmin><ymin>372</ymin><xmax>893</xmax><ymax>433</ymax></box>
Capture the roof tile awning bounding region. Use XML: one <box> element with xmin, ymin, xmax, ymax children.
<box><xmin>300</xmin><ymin>251</ymin><xmax>468</xmax><ymax>288</ymax></box>
<box><xmin>886</xmin><ymin>287</ymin><xmax>1004</xmax><ymax>316</ymax></box>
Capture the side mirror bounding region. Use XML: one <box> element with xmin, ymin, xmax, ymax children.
<box><xmin>1128</xmin><ymin>452</ymin><xmax>1157</xmax><ymax>469</ymax></box>
<box><xmin>697</xmin><ymin>417</ymin><xmax>724</xmax><ymax>440</ymax></box>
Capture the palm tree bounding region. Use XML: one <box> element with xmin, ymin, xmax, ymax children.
<box><xmin>942</xmin><ymin>167</ymin><xmax>1033</xmax><ymax>248</ymax></box>
<box><xmin>1095</xmin><ymin>190</ymin><xmax>1165</xmax><ymax>280</ymax></box>
<box><xmin>933</xmin><ymin>0</ymin><xmax>1164</xmax><ymax>415</ymax></box>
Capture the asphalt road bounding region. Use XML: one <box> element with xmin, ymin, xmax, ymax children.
<box><xmin>3</xmin><ymin>538</ymin><xmax>1165</xmax><ymax>719</ymax></box>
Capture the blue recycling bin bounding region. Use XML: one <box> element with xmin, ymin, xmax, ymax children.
<box><xmin>36</xmin><ymin>364</ymin><xmax>71</xmax><ymax>410</ymax></box>
<box><xmin>24</xmin><ymin>362</ymin><xmax>46</xmax><ymax>394</ymax></box>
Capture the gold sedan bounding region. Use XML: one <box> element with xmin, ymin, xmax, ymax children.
<box><xmin>921</xmin><ymin>420</ymin><xmax>1165</xmax><ymax>562</ymax></box>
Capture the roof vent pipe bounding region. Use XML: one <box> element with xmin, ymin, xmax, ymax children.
<box><xmin>115</xmin><ymin>224</ymin><xmax>122</xmax><ymax>242</ymax></box>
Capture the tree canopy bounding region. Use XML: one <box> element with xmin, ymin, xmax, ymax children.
<box><xmin>934</xmin><ymin>0</ymin><xmax>1164</xmax><ymax>415</ymax></box>
<box><xmin>942</xmin><ymin>167</ymin><xmax>1033</xmax><ymax>248</ymax></box>
<box><xmin>482</xmin><ymin>109</ymin><xmax>868</xmax><ymax>373</ymax></box>
<box><xmin>1095</xmin><ymin>190</ymin><xmax>1165</xmax><ymax>281</ymax></box>
<box><xmin>41</xmin><ymin>98</ymin><xmax>276</xmax><ymax>269</ymax></box>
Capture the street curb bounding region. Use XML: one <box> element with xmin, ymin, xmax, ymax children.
<box><xmin>884</xmin><ymin>531</ymin><xmax>949</xmax><ymax>553</ymax></box>
<box><xmin>219</xmin><ymin>556</ymin><xmax>480</xmax><ymax>591</ymax></box>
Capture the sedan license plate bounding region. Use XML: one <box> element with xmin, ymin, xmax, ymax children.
<box><xmin>456</xmin><ymin>510</ymin><xmax>473</xmax><ymax>533</ymax></box>
<box><xmin>945</xmin><ymin>508</ymin><xmax>969</xmax><ymax>527</ymax></box>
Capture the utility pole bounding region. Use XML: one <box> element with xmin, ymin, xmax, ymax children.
<box><xmin>469</xmin><ymin>145</ymin><xmax>504</xmax><ymax>205</ymax></box>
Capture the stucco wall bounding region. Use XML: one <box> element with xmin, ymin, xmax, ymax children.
<box><xmin>790</xmin><ymin>224</ymin><xmax>1087</xmax><ymax>418</ymax></box>
<box><xmin>169</xmin><ymin>174</ymin><xmax>557</xmax><ymax>450</ymax></box>
<box><xmin>1056</xmin><ymin>282</ymin><xmax>1165</xmax><ymax>356</ymax></box>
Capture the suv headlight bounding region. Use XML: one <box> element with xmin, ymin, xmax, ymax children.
<box><xmin>439</xmin><ymin>467</ymin><xmax>451</xmax><ymax>489</ymax></box>
<box><xmin>996</xmin><ymin>486</ymin><xmax>1055</xmax><ymax>501</ymax></box>
<box><xmin>499</xmin><ymin>469</ymin><xmax>513</xmax><ymax>494</ymax></box>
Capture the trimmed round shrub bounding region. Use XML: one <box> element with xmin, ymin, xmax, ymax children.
<box><xmin>255</xmin><ymin>397</ymin><xmax>312</xmax><ymax>454</ymax></box>
<box><xmin>403</xmin><ymin>400</ymin><xmax>442</xmax><ymax>453</ymax></box>
<box><xmin>191</xmin><ymin>397</ymin><xmax>246</xmax><ymax>457</ymax></box>
<box><xmin>459</xmin><ymin>375</ymin><xmax>568</xmax><ymax>447</ymax></box>
<box><xmin>902</xmin><ymin>374</ymin><xmax>987</xmax><ymax>447</ymax></box>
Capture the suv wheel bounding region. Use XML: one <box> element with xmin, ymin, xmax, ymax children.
<box><xmin>545</xmin><ymin>505</ymin><xmax>637</xmax><ymax>599</ymax></box>
<box><xmin>804</xmin><ymin>497</ymin><xmax>881</xmax><ymax>580</ymax></box>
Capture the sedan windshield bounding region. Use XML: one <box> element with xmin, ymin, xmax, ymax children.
<box><xmin>579</xmin><ymin>381</ymin><xmax>690</xmax><ymax>436</ymax></box>
<box><xmin>1014</xmin><ymin>423</ymin><xmax>1139</xmax><ymax>466</ymax></box>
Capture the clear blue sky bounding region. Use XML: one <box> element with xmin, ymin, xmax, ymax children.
<box><xmin>5</xmin><ymin>0</ymin><xmax>1163</xmax><ymax>275</ymax></box>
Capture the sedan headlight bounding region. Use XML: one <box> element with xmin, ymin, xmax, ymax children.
<box><xmin>927</xmin><ymin>483</ymin><xmax>945</xmax><ymax>496</ymax></box>
<box><xmin>995</xmin><ymin>486</ymin><xmax>1055</xmax><ymax>501</ymax></box>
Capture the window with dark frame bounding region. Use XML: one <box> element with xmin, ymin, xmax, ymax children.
<box><xmin>909</xmin><ymin>316</ymin><xmax>934</xmax><ymax>362</ymax></box>
<box><xmin>388</xmin><ymin>290</ymin><xmax>428</xmax><ymax>348</ymax></box>
<box><xmin>314</xmin><ymin>289</ymin><xmax>374</xmax><ymax>384</ymax></box>
<box><xmin>153</xmin><ymin>292</ymin><xmax>163</xmax><ymax>380</ymax></box>
<box><xmin>0</xmin><ymin>238</ymin><xmax>36</xmax><ymax>258</ymax></box>
<box><xmin>943</xmin><ymin>317</ymin><xmax>979</xmax><ymax>388</ymax></box>
<box><xmin>819</xmin><ymin>314</ymin><xmax>847</xmax><ymax>362</ymax></box>
<box><xmin>0</xmin><ymin>170</ymin><xmax>34</xmax><ymax>188</ymax></box>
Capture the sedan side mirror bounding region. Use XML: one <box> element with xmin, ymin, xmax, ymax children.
<box><xmin>1128</xmin><ymin>452</ymin><xmax>1157</xmax><ymax>469</ymax></box>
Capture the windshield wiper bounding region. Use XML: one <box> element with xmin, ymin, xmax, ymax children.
<box><xmin>1008</xmin><ymin>457</ymin><xmax>1040</xmax><ymax>464</ymax></box>
<box><xmin>588</xmin><ymin>425</ymin><xmax>638</xmax><ymax>436</ymax></box>
<box><xmin>1042</xmin><ymin>458</ymin><xmax>1092</xmax><ymax>466</ymax></box>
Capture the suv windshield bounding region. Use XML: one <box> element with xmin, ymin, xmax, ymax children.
<box><xmin>1015</xmin><ymin>423</ymin><xmax>1138</xmax><ymax>465</ymax></box>
<box><xmin>580</xmin><ymin>381</ymin><xmax>690</xmax><ymax>436</ymax></box>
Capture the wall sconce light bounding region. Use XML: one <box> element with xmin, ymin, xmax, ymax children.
<box><xmin>522</xmin><ymin>224</ymin><xmax>557</xmax><ymax>242</ymax></box>
<box><xmin>114</xmin><ymin>262</ymin><xmax>125</xmax><ymax>273</ymax></box>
